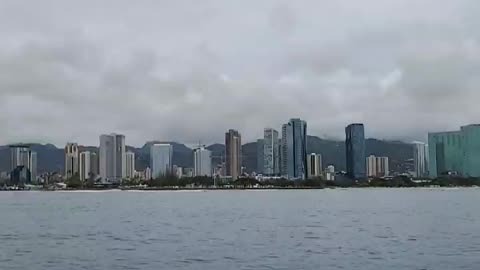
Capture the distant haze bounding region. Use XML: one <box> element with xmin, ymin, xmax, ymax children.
<box><xmin>1</xmin><ymin>0</ymin><xmax>479</xmax><ymax>146</ymax></box>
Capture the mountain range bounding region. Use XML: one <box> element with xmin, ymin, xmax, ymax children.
<box><xmin>0</xmin><ymin>136</ymin><xmax>414</xmax><ymax>174</ymax></box>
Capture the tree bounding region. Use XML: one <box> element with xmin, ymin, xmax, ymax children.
<box><xmin>66</xmin><ymin>173</ymin><xmax>83</xmax><ymax>189</ymax></box>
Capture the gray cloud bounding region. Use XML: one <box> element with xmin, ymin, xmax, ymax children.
<box><xmin>0</xmin><ymin>0</ymin><xmax>479</xmax><ymax>146</ymax></box>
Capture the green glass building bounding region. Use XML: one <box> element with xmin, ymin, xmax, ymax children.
<box><xmin>428</xmin><ymin>124</ymin><xmax>480</xmax><ymax>178</ymax></box>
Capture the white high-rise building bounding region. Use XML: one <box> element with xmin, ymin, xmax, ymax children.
<box><xmin>79</xmin><ymin>151</ymin><xmax>91</xmax><ymax>181</ymax></box>
<box><xmin>194</xmin><ymin>147</ymin><xmax>212</xmax><ymax>177</ymax></box>
<box><xmin>150</xmin><ymin>144</ymin><xmax>173</xmax><ymax>178</ymax></box>
<box><xmin>307</xmin><ymin>153</ymin><xmax>322</xmax><ymax>179</ymax></box>
<box><xmin>413</xmin><ymin>142</ymin><xmax>428</xmax><ymax>177</ymax></box>
<box><xmin>366</xmin><ymin>155</ymin><xmax>389</xmax><ymax>177</ymax></box>
<box><xmin>263</xmin><ymin>128</ymin><xmax>280</xmax><ymax>176</ymax></box>
<box><xmin>65</xmin><ymin>143</ymin><xmax>79</xmax><ymax>179</ymax></box>
<box><xmin>125</xmin><ymin>151</ymin><xmax>135</xmax><ymax>179</ymax></box>
<box><xmin>99</xmin><ymin>134</ymin><xmax>126</xmax><ymax>183</ymax></box>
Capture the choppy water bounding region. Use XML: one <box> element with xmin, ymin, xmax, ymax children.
<box><xmin>0</xmin><ymin>189</ymin><xmax>480</xmax><ymax>270</ymax></box>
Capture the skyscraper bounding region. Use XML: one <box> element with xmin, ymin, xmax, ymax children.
<box><xmin>150</xmin><ymin>144</ymin><xmax>173</xmax><ymax>178</ymax></box>
<box><xmin>256</xmin><ymin>139</ymin><xmax>264</xmax><ymax>174</ymax></box>
<box><xmin>90</xmin><ymin>152</ymin><xmax>99</xmax><ymax>176</ymax></box>
<box><xmin>225</xmin><ymin>129</ymin><xmax>242</xmax><ymax>180</ymax></box>
<box><xmin>413</xmin><ymin>142</ymin><xmax>428</xmax><ymax>177</ymax></box>
<box><xmin>79</xmin><ymin>151</ymin><xmax>91</xmax><ymax>181</ymax></box>
<box><xmin>429</xmin><ymin>124</ymin><xmax>480</xmax><ymax>178</ymax></box>
<box><xmin>65</xmin><ymin>143</ymin><xmax>79</xmax><ymax>179</ymax></box>
<box><xmin>345</xmin><ymin>123</ymin><xmax>366</xmax><ymax>180</ymax></box>
<box><xmin>99</xmin><ymin>133</ymin><xmax>126</xmax><ymax>183</ymax></box>
<box><xmin>307</xmin><ymin>153</ymin><xmax>322</xmax><ymax>179</ymax></box>
<box><xmin>194</xmin><ymin>146</ymin><xmax>212</xmax><ymax>177</ymax></box>
<box><xmin>366</xmin><ymin>155</ymin><xmax>389</xmax><ymax>177</ymax></box>
<box><xmin>263</xmin><ymin>128</ymin><xmax>280</xmax><ymax>176</ymax></box>
<box><xmin>9</xmin><ymin>145</ymin><xmax>37</xmax><ymax>184</ymax></box>
<box><xmin>125</xmin><ymin>151</ymin><xmax>136</xmax><ymax>179</ymax></box>
<box><xmin>281</xmin><ymin>119</ymin><xmax>307</xmax><ymax>180</ymax></box>
<box><xmin>29</xmin><ymin>151</ymin><xmax>37</xmax><ymax>184</ymax></box>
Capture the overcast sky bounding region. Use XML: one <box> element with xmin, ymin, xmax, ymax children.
<box><xmin>1</xmin><ymin>0</ymin><xmax>479</xmax><ymax>147</ymax></box>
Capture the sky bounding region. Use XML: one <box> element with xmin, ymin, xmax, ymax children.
<box><xmin>1</xmin><ymin>0</ymin><xmax>479</xmax><ymax>147</ymax></box>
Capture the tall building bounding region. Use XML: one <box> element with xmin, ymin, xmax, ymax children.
<box><xmin>263</xmin><ymin>128</ymin><xmax>280</xmax><ymax>176</ymax></box>
<box><xmin>29</xmin><ymin>151</ymin><xmax>37</xmax><ymax>184</ymax></box>
<box><xmin>345</xmin><ymin>123</ymin><xmax>366</xmax><ymax>181</ymax></box>
<box><xmin>79</xmin><ymin>151</ymin><xmax>91</xmax><ymax>181</ymax></box>
<box><xmin>194</xmin><ymin>146</ymin><xmax>212</xmax><ymax>177</ymax></box>
<box><xmin>65</xmin><ymin>143</ymin><xmax>79</xmax><ymax>179</ymax></box>
<box><xmin>90</xmin><ymin>152</ymin><xmax>99</xmax><ymax>176</ymax></box>
<box><xmin>99</xmin><ymin>133</ymin><xmax>126</xmax><ymax>183</ymax></box>
<box><xmin>366</xmin><ymin>155</ymin><xmax>389</xmax><ymax>177</ymax></box>
<box><xmin>281</xmin><ymin>119</ymin><xmax>307</xmax><ymax>180</ymax></box>
<box><xmin>256</xmin><ymin>139</ymin><xmax>264</xmax><ymax>174</ymax></box>
<box><xmin>225</xmin><ymin>129</ymin><xmax>242</xmax><ymax>180</ymax></box>
<box><xmin>307</xmin><ymin>153</ymin><xmax>322</xmax><ymax>179</ymax></box>
<box><xmin>429</xmin><ymin>124</ymin><xmax>480</xmax><ymax>178</ymax></box>
<box><xmin>125</xmin><ymin>151</ymin><xmax>135</xmax><ymax>179</ymax></box>
<box><xmin>413</xmin><ymin>142</ymin><xmax>428</xmax><ymax>177</ymax></box>
<box><xmin>150</xmin><ymin>144</ymin><xmax>173</xmax><ymax>178</ymax></box>
<box><xmin>9</xmin><ymin>145</ymin><xmax>37</xmax><ymax>184</ymax></box>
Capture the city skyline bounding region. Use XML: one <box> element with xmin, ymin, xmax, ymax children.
<box><xmin>1</xmin><ymin>1</ymin><xmax>479</xmax><ymax>147</ymax></box>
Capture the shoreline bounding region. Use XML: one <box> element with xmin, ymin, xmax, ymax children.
<box><xmin>1</xmin><ymin>186</ymin><xmax>479</xmax><ymax>192</ymax></box>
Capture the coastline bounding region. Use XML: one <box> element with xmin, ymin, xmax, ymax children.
<box><xmin>2</xmin><ymin>186</ymin><xmax>479</xmax><ymax>192</ymax></box>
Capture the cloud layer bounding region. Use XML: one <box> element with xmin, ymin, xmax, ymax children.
<box><xmin>1</xmin><ymin>0</ymin><xmax>479</xmax><ymax>146</ymax></box>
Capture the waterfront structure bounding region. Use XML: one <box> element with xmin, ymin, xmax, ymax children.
<box><xmin>79</xmin><ymin>151</ymin><xmax>91</xmax><ymax>181</ymax></box>
<box><xmin>281</xmin><ymin>119</ymin><xmax>307</xmax><ymax>180</ymax></box>
<box><xmin>345</xmin><ymin>123</ymin><xmax>366</xmax><ymax>181</ymax></box>
<box><xmin>125</xmin><ymin>151</ymin><xmax>135</xmax><ymax>179</ymax></box>
<box><xmin>428</xmin><ymin>124</ymin><xmax>480</xmax><ymax>178</ymax></box>
<box><xmin>9</xmin><ymin>145</ymin><xmax>37</xmax><ymax>184</ymax></box>
<box><xmin>307</xmin><ymin>153</ymin><xmax>322</xmax><ymax>179</ymax></box>
<box><xmin>225</xmin><ymin>129</ymin><xmax>242</xmax><ymax>180</ymax></box>
<box><xmin>150</xmin><ymin>144</ymin><xmax>173</xmax><ymax>178</ymax></box>
<box><xmin>256</xmin><ymin>139</ymin><xmax>264</xmax><ymax>174</ymax></box>
<box><xmin>99</xmin><ymin>133</ymin><xmax>126</xmax><ymax>183</ymax></box>
<box><xmin>65</xmin><ymin>143</ymin><xmax>79</xmax><ymax>179</ymax></box>
<box><xmin>194</xmin><ymin>146</ymin><xmax>212</xmax><ymax>177</ymax></box>
<box><xmin>366</xmin><ymin>155</ymin><xmax>389</xmax><ymax>177</ymax></box>
<box><xmin>263</xmin><ymin>128</ymin><xmax>280</xmax><ymax>176</ymax></box>
<box><xmin>413</xmin><ymin>142</ymin><xmax>428</xmax><ymax>177</ymax></box>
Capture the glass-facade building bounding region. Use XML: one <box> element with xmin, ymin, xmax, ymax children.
<box><xmin>9</xmin><ymin>145</ymin><xmax>37</xmax><ymax>185</ymax></box>
<box><xmin>263</xmin><ymin>128</ymin><xmax>280</xmax><ymax>176</ymax></box>
<box><xmin>281</xmin><ymin>119</ymin><xmax>307</xmax><ymax>180</ymax></box>
<box><xmin>429</xmin><ymin>124</ymin><xmax>480</xmax><ymax>178</ymax></box>
<box><xmin>256</xmin><ymin>139</ymin><xmax>264</xmax><ymax>174</ymax></box>
<box><xmin>150</xmin><ymin>144</ymin><xmax>173</xmax><ymax>179</ymax></box>
<box><xmin>345</xmin><ymin>123</ymin><xmax>366</xmax><ymax>181</ymax></box>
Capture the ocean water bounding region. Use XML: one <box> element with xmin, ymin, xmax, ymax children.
<box><xmin>0</xmin><ymin>189</ymin><xmax>479</xmax><ymax>270</ymax></box>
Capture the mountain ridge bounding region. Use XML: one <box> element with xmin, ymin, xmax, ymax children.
<box><xmin>0</xmin><ymin>136</ymin><xmax>414</xmax><ymax>174</ymax></box>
